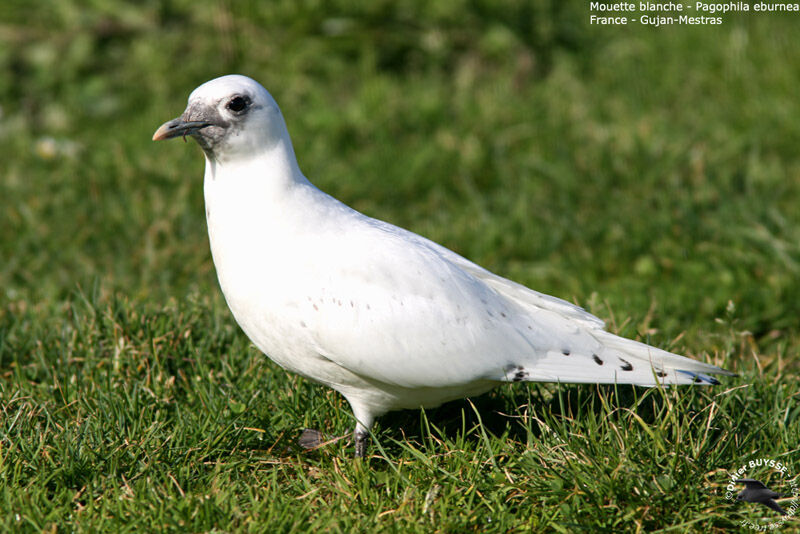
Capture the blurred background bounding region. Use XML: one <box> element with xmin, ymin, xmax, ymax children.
<box><xmin>2</xmin><ymin>2</ymin><xmax>799</xmax><ymax>530</ymax></box>
<box><xmin>2</xmin><ymin>0</ymin><xmax>799</xmax><ymax>355</ymax></box>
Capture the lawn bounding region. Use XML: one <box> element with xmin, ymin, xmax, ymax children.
<box><xmin>1</xmin><ymin>1</ymin><xmax>798</xmax><ymax>531</ymax></box>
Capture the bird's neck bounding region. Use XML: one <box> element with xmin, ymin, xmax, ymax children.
<box><xmin>201</xmin><ymin>133</ymin><xmax>321</xmax><ymax>244</ymax></box>
<box><xmin>204</xmin><ymin>135</ymin><xmax>306</xmax><ymax>190</ymax></box>
<box><xmin>201</xmin><ymin>138</ymin><xmax>315</xmax><ymax>305</ymax></box>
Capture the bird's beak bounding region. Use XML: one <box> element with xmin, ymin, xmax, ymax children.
<box><xmin>152</xmin><ymin>117</ymin><xmax>213</xmax><ymax>141</ymax></box>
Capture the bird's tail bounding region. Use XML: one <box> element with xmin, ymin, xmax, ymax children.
<box><xmin>519</xmin><ymin>330</ymin><xmax>734</xmax><ymax>386</ymax></box>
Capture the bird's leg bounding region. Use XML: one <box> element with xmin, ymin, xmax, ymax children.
<box><xmin>347</xmin><ymin>402</ymin><xmax>375</xmax><ymax>459</ymax></box>
<box><xmin>353</xmin><ymin>422</ymin><xmax>369</xmax><ymax>458</ymax></box>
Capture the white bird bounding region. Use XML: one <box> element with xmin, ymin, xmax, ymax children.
<box><xmin>153</xmin><ymin>75</ymin><xmax>733</xmax><ymax>457</ymax></box>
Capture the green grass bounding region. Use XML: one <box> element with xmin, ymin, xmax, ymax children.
<box><xmin>1</xmin><ymin>1</ymin><xmax>799</xmax><ymax>531</ymax></box>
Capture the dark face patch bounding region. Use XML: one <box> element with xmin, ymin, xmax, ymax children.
<box><xmin>181</xmin><ymin>102</ymin><xmax>230</xmax><ymax>154</ymax></box>
<box><xmin>182</xmin><ymin>93</ymin><xmax>258</xmax><ymax>157</ymax></box>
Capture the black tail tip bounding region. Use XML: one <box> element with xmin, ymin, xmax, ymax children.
<box><xmin>677</xmin><ymin>370</ymin><xmax>724</xmax><ymax>385</ymax></box>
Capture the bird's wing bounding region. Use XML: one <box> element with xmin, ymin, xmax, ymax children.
<box><xmin>763</xmin><ymin>499</ymin><xmax>787</xmax><ymax>515</ymax></box>
<box><xmin>286</xmin><ymin>212</ymin><xmax>730</xmax><ymax>389</ymax></box>
<box><xmin>409</xmin><ymin>223</ymin><xmax>733</xmax><ymax>384</ymax></box>
<box><xmin>423</xmin><ymin>238</ymin><xmax>607</xmax><ymax>329</ymax></box>
<box><xmin>293</xmin><ymin>221</ymin><xmax>560</xmax><ymax>388</ymax></box>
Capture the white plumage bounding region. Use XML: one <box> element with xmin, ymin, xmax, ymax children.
<box><xmin>154</xmin><ymin>75</ymin><xmax>732</xmax><ymax>456</ymax></box>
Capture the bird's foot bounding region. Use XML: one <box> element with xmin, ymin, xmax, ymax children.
<box><xmin>298</xmin><ymin>428</ymin><xmax>350</xmax><ymax>452</ymax></box>
<box><xmin>298</xmin><ymin>428</ymin><xmax>325</xmax><ymax>450</ymax></box>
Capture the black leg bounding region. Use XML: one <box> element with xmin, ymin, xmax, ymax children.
<box><xmin>354</xmin><ymin>426</ymin><xmax>369</xmax><ymax>458</ymax></box>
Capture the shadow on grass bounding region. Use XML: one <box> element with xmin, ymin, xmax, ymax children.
<box><xmin>284</xmin><ymin>382</ymin><xmax>722</xmax><ymax>460</ymax></box>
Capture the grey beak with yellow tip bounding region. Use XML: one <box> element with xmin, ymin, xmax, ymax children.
<box><xmin>152</xmin><ymin>118</ymin><xmax>213</xmax><ymax>141</ymax></box>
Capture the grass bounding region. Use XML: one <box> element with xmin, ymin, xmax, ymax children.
<box><xmin>1</xmin><ymin>1</ymin><xmax>799</xmax><ymax>531</ymax></box>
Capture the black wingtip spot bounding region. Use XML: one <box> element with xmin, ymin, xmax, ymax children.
<box><xmin>561</xmin><ymin>349</ymin><xmax>571</xmax><ymax>356</ymax></box>
<box><xmin>656</xmin><ymin>370</ymin><xmax>667</xmax><ymax>377</ymax></box>
<box><xmin>693</xmin><ymin>376</ymin><xmax>703</xmax><ymax>383</ymax></box>
<box><xmin>592</xmin><ymin>354</ymin><xmax>603</xmax><ymax>365</ymax></box>
<box><xmin>619</xmin><ymin>358</ymin><xmax>633</xmax><ymax>371</ymax></box>
<box><xmin>511</xmin><ymin>366</ymin><xmax>527</xmax><ymax>382</ymax></box>
<box><xmin>708</xmin><ymin>376</ymin><xmax>721</xmax><ymax>385</ymax></box>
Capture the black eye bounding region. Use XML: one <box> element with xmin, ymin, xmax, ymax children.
<box><xmin>226</xmin><ymin>96</ymin><xmax>249</xmax><ymax>113</ymax></box>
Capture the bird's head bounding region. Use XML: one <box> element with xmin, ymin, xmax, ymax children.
<box><xmin>153</xmin><ymin>75</ymin><xmax>289</xmax><ymax>162</ymax></box>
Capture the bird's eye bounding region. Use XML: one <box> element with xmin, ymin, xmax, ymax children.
<box><xmin>227</xmin><ymin>96</ymin><xmax>249</xmax><ymax>113</ymax></box>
